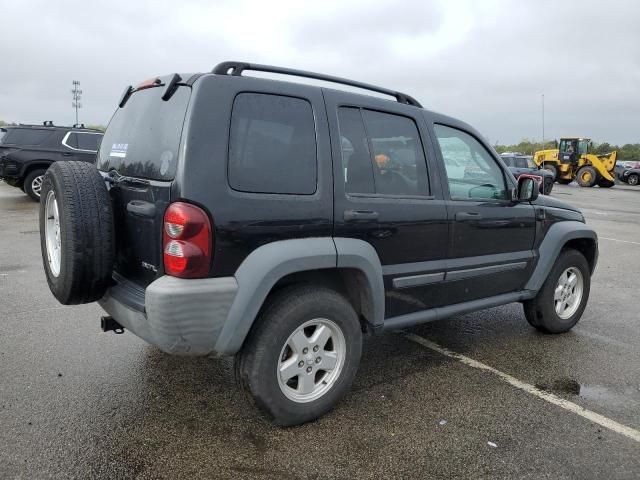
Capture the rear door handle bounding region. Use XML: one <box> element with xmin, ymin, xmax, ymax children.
<box><xmin>62</xmin><ymin>152</ymin><xmax>73</xmax><ymax>156</ymax></box>
<box><xmin>344</xmin><ymin>210</ymin><xmax>379</xmax><ymax>221</ymax></box>
<box><xmin>455</xmin><ymin>212</ymin><xmax>483</xmax><ymax>221</ymax></box>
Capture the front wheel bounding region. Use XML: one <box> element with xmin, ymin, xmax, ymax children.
<box><xmin>575</xmin><ymin>166</ymin><xmax>597</xmax><ymax>187</ymax></box>
<box><xmin>523</xmin><ymin>249</ymin><xmax>591</xmax><ymax>333</ymax></box>
<box><xmin>542</xmin><ymin>163</ymin><xmax>557</xmax><ymax>181</ymax></box>
<box><xmin>235</xmin><ymin>285</ymin><xmax>362</xmax><ymax>426</ymax></box>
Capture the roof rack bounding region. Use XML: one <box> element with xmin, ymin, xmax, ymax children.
<box><xmin>73</xmin><ymin>123</ymin><xmax>85</xmax><ymax>129</ymax></box>
<box><xmin>212</xmin><ymin>61</ymin><xmax>422</xmax><ymax>108</ymax></box>
<box><xmin>43</xmin><ymin>121</ymin><xmax>54</xmax><ymax>126</ymax></box>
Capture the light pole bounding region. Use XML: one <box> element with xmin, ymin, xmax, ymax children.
<box><xmin>541</xmin><ymin>93</ymin><xmax>545</xmax><ymax>149</ymax></box>
<box><xmin>72</xmin><ymin>81</ymin><xmax>82</xmax><ymax>125</ymax></box>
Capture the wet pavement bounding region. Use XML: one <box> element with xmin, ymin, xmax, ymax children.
<box><xmin>1</xmin><ymin>181</ymin><xmax>639</xmax><ymax>479</ymax></box>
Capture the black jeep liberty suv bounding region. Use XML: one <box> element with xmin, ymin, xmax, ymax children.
<box><xmin>39</xmin><ymin>62</ymin><xmax>598</xmax><ymax>426</ymax></box>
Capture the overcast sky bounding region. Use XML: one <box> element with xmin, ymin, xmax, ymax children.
<box><xmin>1</xmin><ymin>0</ymin><xmax>638</xmax><ymax>145</ymax></box>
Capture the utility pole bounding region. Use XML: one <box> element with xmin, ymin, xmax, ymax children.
<box><xmin>71</xmin><ymin>81</ymin><xmax>82</xmax><ymax>125</ymax></box>
<box><xmin>541</xmin><ymin>93</ymin><xmax>545</xmax><ymax>149</ymax></box>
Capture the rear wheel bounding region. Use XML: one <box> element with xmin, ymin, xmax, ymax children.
<box><xmin>39</xmin><ymin>161</ymin><xmax>115</xmax><ymax>305</ymax></box>
<box><xmin>24</xmin><ymin>169</ymin><xmax>47</xmax><ymax>201</ymax></box>
<box><xmin>557</xmin><ymin>178</ymin><xmax>572</xmax><ymax>185</ymax></box>
<box><xmin>235</xmin><ymin>285</ymin><xmax>362</xmax><ymax>426</ymax></box>
<box><xmin>627</xmin><ymin>173</ymin><xmax>639</xmax><ymax>186</ymax></box>
<box><xmin>575</xmin><ymin>166</ymin><xmax>597</xmax><ymax>187</ymax></box>
<box><xmin>542</xmin><ymin>163</ymin><xmax>557</xmax><ymax>181</ymax></box>
<box><xmin>523</xmin><ymin>249</ymin><xmax>590</xmax><ymax>333</ymax></box>
<box><xmin>597</xmin><ymin>178</ymin><xmax>614</xmax><ymax>188</ymax></box>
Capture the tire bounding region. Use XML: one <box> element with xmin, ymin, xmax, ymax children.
<box><xmin>235</xmin><ymin>285</ymin><xmax>362</xmax><ymax>426</ymax></box>
<box><xmin>24</xmin><ymin>169</ymin><xmax>47</xmax><ymax>201</ymax></box>
<box><xmin>575</xmin><ymin>166</ymin><xmax>597</xmax><ymax>187</ymax></box>
<box><xmin>39</xmin><ymin>161</ymin><xmax>115</xmax><ymax>305</ymax></box>
<box><xmin>543</xmin><ymin>177</ymin><xmax>554</xmax><ymax>195</ymax></box>
<box><xmin>542</xmin><ymin>163</ymin><xmax>557</xmax><ymax>181</ymax></box>
<box><xmin>557</xmin><ymin>178</ymin><xmax>572</xmax><ymax>185</ymax></box>
<box><xmin>597</xmin><ymin>178</ymin><xmax>615</xmax><ymax>188</ymax></box>
<box><xmin>627</xmin><ymin>174</ymin><xmax>639</xmax><ymax>186</ymax></box>
<box><xmin>523</xmin><ymin>249</ymin><xmax>591</xmax><ymax>334</ymax></box>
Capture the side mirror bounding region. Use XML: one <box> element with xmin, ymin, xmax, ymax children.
<box><xmin>515</xmin><ymin>175</ymin><xmax>539</xmax><ymax>201</ymax></box>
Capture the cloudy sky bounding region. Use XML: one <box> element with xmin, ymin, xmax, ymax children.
<box><xmin>1</xmin><ymin>0</ymin><xmax>638</xmax><ymax>145</ymax></box>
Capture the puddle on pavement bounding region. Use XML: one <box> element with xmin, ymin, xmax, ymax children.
<box><xmin>536</xmin><ymin>377</ymin><xmax>639</xmax><ymax>408</ymax></box>
<box><xmin>0</xmin><ymin>264</ymin><xmax>26</xmax><ymax>273</ymax></box>
<box><xmin>536</xmin><ymin>378</ymin><xmax>581</xmax><ymax>395</ymax></box>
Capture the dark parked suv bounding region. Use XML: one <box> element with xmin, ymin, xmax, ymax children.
<box><xmin>500</xmin><ymin>152</ymin><xmax>554</xmax><ymax>194</ymax></box>
<box><xmin>0</xmin><ymin>122</ymin><xmax>102</xmax><ymax>201</ymax></box>
<box><xmin>39</xmin><ymin>62</ymin><xmax>598</xmax><ymax>426</ymax></box>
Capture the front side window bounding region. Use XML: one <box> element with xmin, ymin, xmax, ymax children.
<box><xmin>228</xmin><ymin>93</ymin><xmax>317</xmax><ymax>195</ymax></box>
<box><xmin>434</xmin><ymin>124</ymin><xmax>509</xmax><ymax>201</ymax></box>
<box><xmin>337</xmin><ymin>107</ymin><xmax>429</xmax><ymax>196</ymax></box>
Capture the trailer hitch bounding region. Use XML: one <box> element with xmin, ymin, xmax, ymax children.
<box><xmin>101</xmin><ymin>316</ymin><xmax>125</xmax><ymax>334</ymax></box>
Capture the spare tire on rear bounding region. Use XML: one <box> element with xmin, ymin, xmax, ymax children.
<box><xmin>39</xmin><ymin>161</ymin><xmax>115</xmax><ymax>305</ymax></box>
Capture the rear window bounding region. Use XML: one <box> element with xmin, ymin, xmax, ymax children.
<box><xmin>1</xmin><ymin>128</ymin><xmax>53</xmax><ymax>146</ymax></box>
<box><xmin>228</xmin><ymin>93</ymin><xmax>317</xmax><ymax>195</ymax></box>
<box><xmin>96</xmin><ymin>86</ymin><xmax>190</xmax><ymax>181</ymax></box>
<box><xmin>64</xmin><ymin>132</ymin><xmax>102</xmax><ymax>152</ymax></box>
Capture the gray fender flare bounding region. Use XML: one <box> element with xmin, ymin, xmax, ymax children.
<box><xmin>214</xmin><ymin>237</ymin><xmax>384</xmax><ymax>355</ymax></box>
<box><xmin>525</xmin><ymin>221</ymin><xmax>598</xmax><ymax>293</ymax></box>
<box><xmin>333</xmin><ymin>237</ymin><xmax>385</xmax><ymax>328</ymax></box>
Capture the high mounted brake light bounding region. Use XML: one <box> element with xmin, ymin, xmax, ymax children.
<box><xmin>136</xmin><ymin>78</ymin><xmax>162</xmax><ymax>90</ymax></box>
<box><xmin>163</xmin><ymin>202</ymin><xmax>212</xmax><ymax>278</ymax></box>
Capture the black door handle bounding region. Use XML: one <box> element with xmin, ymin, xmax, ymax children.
<box><xmin>344</xmin><ymin>210</ymin><xmax>379</xmax><ymax>221</ymax></box>
<box><xmin>62</xmin><ymin>152</ymin><xmax>73</xmax><ymax>156</ymax></box>
<box><xmin>455</xmin><ymin>212</ymin><xmax>483</xmax><ymax>221</ymax></box>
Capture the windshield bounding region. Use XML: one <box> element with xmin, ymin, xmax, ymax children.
<box><xmin>96</xmin><ymin>85</ymin><xmax>191</xmax><ymax>181</ymax></box>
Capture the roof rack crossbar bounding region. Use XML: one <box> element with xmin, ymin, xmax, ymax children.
<box><xmin>212</xmin><ymin>61</ymin><xmax>422</xmax><ymax>108</ymax></box>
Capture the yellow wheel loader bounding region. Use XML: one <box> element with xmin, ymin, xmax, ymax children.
<box><xmin>533</xmin><ymin>137</ymin><xmax>617</xmax><ymax>187</ymax></box>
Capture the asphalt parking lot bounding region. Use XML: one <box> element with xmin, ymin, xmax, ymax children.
<box><xmin>1</xmin><ymin>181</ymin><xmax>639</xmax><ymax>479</ymax></box>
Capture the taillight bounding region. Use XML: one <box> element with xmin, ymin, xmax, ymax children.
<box><xmin>163</xmin><ymin>202</ymin><xmax>212</xmax><ymax>278</ymax></box>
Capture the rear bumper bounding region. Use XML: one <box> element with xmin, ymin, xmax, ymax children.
<box><xmin>98</xmin><ymin>275</ymin><xmax>238</xmax><ymax>356</ymax></box>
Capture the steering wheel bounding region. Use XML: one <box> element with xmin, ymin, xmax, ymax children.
<box><xmin>469</xmin><ymin>183</ymin><xmax>498</xmax><ymax>199</ymax></box>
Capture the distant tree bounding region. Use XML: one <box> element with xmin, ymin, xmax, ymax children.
<box><xmin>85</xmin><ymin>124</ymin><xmax>106</xmax><ymax>132</ymax></box>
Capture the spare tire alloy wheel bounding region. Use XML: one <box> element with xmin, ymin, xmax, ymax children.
<box><xmin>278</xmin><ymin>319</ymin><xmax>346</xmax><ymax>403</ymax></box>
<box><xmin>39</xmin><ymin>161</ymin><xmax>115</xmax><ymax>305</ymax></box>
<box><xmin>44</xmin><ymin>190</ymin><xmax>62</xmax><ymax>277</ymax></box>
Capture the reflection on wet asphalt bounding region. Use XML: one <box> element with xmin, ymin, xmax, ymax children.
<box><xmin>1</xmin><ymin>182</ymin><xmax>639</xmax><ymax>479</ymax></box>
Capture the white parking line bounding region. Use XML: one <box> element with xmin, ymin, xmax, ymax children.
<box><xmin>405</xmin><ymin>332</ymin><xmax>640</xmax><ymax>443</ymax></box>
<box><xmin>600</xmin><ymin>237</ymin><xmax>640</xmax><ymax>246</ymax></box>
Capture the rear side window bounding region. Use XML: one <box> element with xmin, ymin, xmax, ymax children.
<box><xmin>337</xmin><ymin>107</ymin><xmax>429</xmax><ymax>196</ymax></box>
<box><xmin>96</xmin><ymin>86</ymin><xmax>190</xmax><ymax>181</ymax></box>
<box><xmin>228</xmin><ymin>93</ymin><xmax>317</xmax><ymax>195</ymax></box>
<box><xmin>64</xmin><ymin>132</ymin><xmax>101</xmax><ymax>152</ymax></box>
<box><xmin>2</xmin><ymin>128</ymin><xmax>53</xmax><ymax>146</ymax></box>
